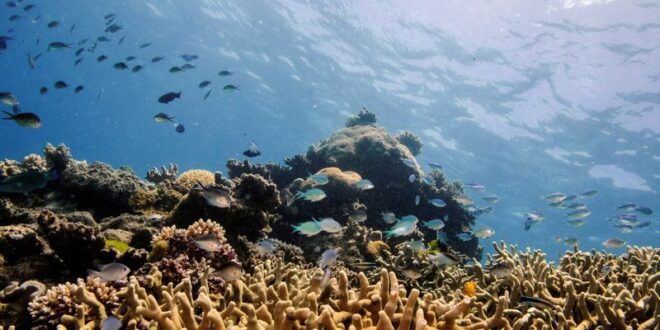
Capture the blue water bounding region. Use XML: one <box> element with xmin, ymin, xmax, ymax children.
<box><xmin>1</xmin><ymin>0</ymin><xmax>657</xmax><ymax>258</ymax></box>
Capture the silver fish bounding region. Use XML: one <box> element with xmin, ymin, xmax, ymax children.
<box><xmin>216</xmin><ymin>261</ymin><xmax>243</xmax><ymax>282</ymax></box>
<box><xmin>87</xmin><ymin>263</ymin><xmax>130</xmax><ymax>282</ymax></box>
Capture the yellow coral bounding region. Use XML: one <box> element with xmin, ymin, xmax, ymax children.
<box><xmin>317</xmin><ymin>167</ymin><xmax>362</xmax><ymax>185</ymax></box>
<box><xmin>463</xmin><ymin>280</ymin><xmax>477</xmax><ymax>297</ymax></box>
<box><xmin>174</xmin><ymin>169</ymin><xmax>215</xmax><ymax>193</ymax></box>
<box><xmin>185</xmin><ymin>219</ymin><xmax>226</xmax><ymax>240</ymax></box>
<box><xmin>367</xmin><ymin>240</ymin><xmax>390</xmax><ymax>259</ymax></box>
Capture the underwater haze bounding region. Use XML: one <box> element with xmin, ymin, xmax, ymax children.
<box><xmin>1</xmin><ymin>0</ymin><xmax>658</xmax><ymax>261</ymax></box>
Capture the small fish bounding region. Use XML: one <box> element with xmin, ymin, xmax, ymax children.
<box><xmin>456</xmin><ymin>233</ymin><xmax>473</xmax><ymax>241</ymax></box>
<box><xmin>97</xmin><ymin>55</ymin><xmax>108</xmax><ymax>62</ymax></box>
<box><xmin>486</xmin><ymin>262</ymin><xmax>513</xmax><ymax>277</ymax></box>
<box><xmin>87</xmin><ymin>263</ymin><xmax>130</xmax><ymax>282</ymax></box>
<box><xmin>482</xmin><ymin>195</ymin><xmax>499</xmax><ymax>203</ymax></box>
<box><xmin>169</xmin><ymin>66</ymin><xmax>182</xmax><ymax>73</ymax></box>
<box><xmin>151</xmin><ymin>56</ymin><xmax>164</xmax><ymax>63</ymax></box>
<box><xmin>203</xmin><ymin>89</ymin><xmax>212</xmax><ymax>101</ymax></box>
<box><xmin>47</xmin><ymin>21</ymin><xmax>59</xmax><ymax>28</ymax></box>
<box><xmin>616</xmin><ymin>203</ymin><xmax>637</xmax><ymax>212</ymax></box>
<box><xmin>6</xmin><ymin>1</ymin><xmax>16</xmax><ymax>7</ymax></box>
<box><xmin>131</xmin><ymin>65</ymin><xmax>143</xmax><ymax>73</ymax></box>
<box><xmin>398</xmin><ymin>215</ymin><xmax>419</xmax><ymax>224</ymax></box>
<box><xmin>113</xmin><ymin>62</ymin><xmax>128</xmax><ymax>70</ymax></box>
<box><xmin>175</xmin><ymin>124</ymin><xmax>185</xmax><ymax>133</ymax></box>
<box><xmin>255</xmin><ymin>238</ymin><xmax>277</xmax><ymax>255</ymax></box>
<box><xmin>78</xmin><ymin>38</ymin><xmax>89</xmax><ymax>45</ymax></box>
<box><xmin>123</xmin><ymin>56</ymin><xmax>135</xmax><ymax>62</ymax></box>
<box><xmin>543</xmin><ymin>192</ymin><xmax>567</xmax><ymax>203</ymax></box>
<box><xmin>23</xmin><ymin>4</ymin><xmax>35</xmax><ymax>11</ymax></box>
<box><xmin>423</xmin><ymin>219</ymin><xmax>445</xmax><ymax>230</ymax></box>
<box><xmin>401</xmin><ymin>157</ymin><xmax>416</xmax><ymax>168</ymax></box>
<box><xmin>104</xmin><ymin>13</ymin><xmax>116</xmax><ymax>20</ymax></box>
<box><xmin>318</xmin><ymin>248</ymin><xmax>340</xmax><ymax>269</ymax></box>
<box><xmin>581</xmin><ymin>190</ymin><xmax>598</xmax><ymax>197</ymax></box>
<box><xmin>74</xmin><ymin>86</ymin><xmax>84</xmax><ymax>93</ymax></box>
<box><xmin>97</xmin><ymin>36</ymin><xmax>111</xmax><ymax>42</ymax></box>
<box><xmin>407</xmin><ymin>239</ymin><xmax>426</xmax><ymax>252</ymax></box>
<box><xmin>519</xmin><ymin>296</ymin><xmax>554</xmax><ymax>309</ymax></box>
<box><xmin>385</xmin><ymin>221</ymin><xmax>417</xmax><ymax>238</ymax></box>
<box><xmin>101</xmin><ymin>316</ymin><xmax>122</xmax><ymax>330</ymax></box>
<box><xmin>181</xmin><ymin>63</ymin><xmax>195</xmax><ymax>70</ymax></box>
<box><xmin>0</xmin><ymin>92</ymin><xmax>19</xmax><ymax>106</ymax></box>
<box><xmin>563</xmin><ymin>237</ymin><xmax>578</xmax><ymax>246</ymax></box>
<box><xmin>216</xmin><ymin>261</ymin><xmax>244</xmax><ymax>282</ymax></box>
<box><xmin>154</xmin><ymin>113</ymin><xmax>176</xmax><ymax>123</ymax></box>
<box><xmin>564</xmin><ymin>219</ymin><xmax>585</xmax><ymax>227</ymax></box>
<box><xmin>74</xmin><ymin>58</ymin><xmax>83</xmax><ymax>66</ymax></box>
<box><xmin>351</xmin><ymin>262</ymin><xmax>377</xmax><ymax>270</ymax></box>
<box><xmin>181</xmin><ymin>54</ymin><xmax>199</xmax><ymax>62</ymax></box>
<box><xmin>194</xmin><ymin>236</ymin><xmax>224</xmax><ymax>252</ymax></box>
<box><xmin>243</xmin><ymin>142</ymin><xmax>261</xmax><ymax>157</ymax></box>
<box><xmin>223</xmin><ymin>84</ymin><xmax>240</xmax><ymax>92</ymax></box>
<box><xmin>381</xmin><ymin>212</ymin><xmax>397</xmax><ymax>224</ymax></box>
<box><xmin>39</xmin><ymin>87</ymin><xmax>48</xmax><ymax>95</ymax></box>
<box><xmin>563</xmin><ymin>194</ymin><xmax>578</xmax><ymax>202</ymax></box>
<box><xmin>308</xmin><ymin>173</ymin><xmax>329</xmax><ymax>186</ymax></box>
<box><xmin>602</xmin><ymin>238</ymin><xmax>625</xmax><ymax>248</ymax></box>
<box><xmin>296</xmin><ymin>188</ymin><xmax>326</xmax><ymax>202</ymax></box>
<box><xmin>465</xmin><ymin>183</ymin><xmax>486</xmax><ymax>191</ymax></box>
<box><xmin>408</xmin><ymin>174</ymin><xmax>416</xmax><ymax>183</ymax></box>
<box><xmin>566</xmin><ymin>203</ymin><xmax>587</xmax><ymax>210</ymax></box>
<box><xmin>199</xmin><ymin>80</ymin><xmax>211</xmax><ymax>88</ymax></box>
<box><xmin>347</xmin><ymin>209</ymin><xmax>367</xmax><ymax>223</ymax></box>
<box><xmin>565</xmin><ymin>209</ymin><xmax>591</xmax><ymax>220</ymax></box>
<box><xmin>192</xmin><ymin>182</ymin><xmax>231</xmax><ymax>208</ymax></box>
<box><xmin>524</xmin><ymin>212</ymin><xmax>544</xmax><ymax>231</ymax></box>
<box><xmin>0</xmin><ymin>170</ymin><xmax>56</xmax><ymax>193</ymax></box>
<box><xmin>69</xmin><ymin>24</ymin><xmax>76</xmax><ymax>33</ymax></box>
<box><xmin>26</xmin><ymin>52</ymin><xmax>39</xmax><ymax>69</ymax></box>
<box><xmin>427</xmin><ymin>162</ymin><xmax>443</xmax><ymax>169</ymax></box>
<box><xmin>105</xmin><ymin>23</ymin><xmax>122</xmax><ymax>33</ymax></box>
<box><xmin>291</xmin><ymin>220</ymin><xmax>322</xmax><ymax>236</ymax></box>
<box><xmin>218</xmin><ymin>70</ymin><xmax>232</xmax><ymax>76</ymax></box>
<box><xmin>414</xmin><ymin>195</ymin><xmax>420</xmax><ymax>205</ymax></box>
<box><xmin>48</xmin><ymin>41</ymin><xmax>70</xmax><ymax>51</ymax></box>
<box><xmin>428</xmin><ymin>252</ymin><xmax>458</xmax><ymax>266</ymax></box>
<box><xmin>54</xmin><ymin>81</ymin><xmax>69</xmax><ymax>89</ymax></box>
<box><xmin>635</xmin><ymin>206</ymin><xmax>653</xmax><ymax>216</ymax></box>
<box><xmin>0</xmin><ymin>37</ymin><xmax>6</xmax><ymax>50</ymax></box>
<box><xmin>140</xmin><ymin>42</ymin><xmax>152</xmax><ymax>48</ymax></box>
<box><xmin>88</xmin><ymin>42</ymin><xmax>97</xmax><ymax>53</ymax></box>
<box><xmin>472</xmin><ymin>227</ymin><xmax>495</xmax><ymax>239</ymax></box>
<box><xmin>454</xmin><ymin>196</ymin><xmax>474</xmax><ymax>206</ymax></box>
<box><xmin>319</xmin><ymin>217</ymin><xmax>342</xmax><ymax>233</ymax></box>
<box><xmin>463</xmin><ymin>281</ymin><xmax>477</xmax><ymax>297</ymax></box>
<box><xmin>355</xmin><ymin>179</ymin><xmax>374</xmax><ymax>191</ymax></box>
<box><xmin>401</xmin><ymin>269</ymin><xmax>422</xmax><ymax>280</ymax></box>
<box><xmin>158</xmin><ymin>91</ymin><xmax>181</xmax><ymax>104</ymax></box>
<box><xmin>428</xmin><ymin>198</ymin><xmax>446</xmax><ymax>208</ymax></box>
<box><xmin>436</xmin><ymin>231</ymin><xmax>449</xmax><ymax>243</ymax></box>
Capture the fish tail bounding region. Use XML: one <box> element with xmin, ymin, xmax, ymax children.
<box><xmin>295</xmin><ymin>191</ymin><xmax>304</xmax><ymax>199</ymax></box>
<box><xmin>2</xmin><ymin>111</ymin><xmax>14</xmax><ymax>120</ymax></box>
<box><xmin>176</xmin><ymin>92</ymin><xmax>182</xmax><ymax>98</ymax></box>
<box><xmin>291</xmin><ymin>225</ymin><xmax>300</xmax><ymax>233</ymax></box>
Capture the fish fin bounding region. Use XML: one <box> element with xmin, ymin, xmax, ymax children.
<box><xmin>2</xmin><ymin>110</ymin><xmax>14</xmax><ymax>119</ymax></box>
<box><xmin>291</xmin><ymin>225</ymin><xmax>300</xmax><ymax>233</ymax></box>
<box><xmin>87</xmin><ymin>269</ymin><xmax>101</xmax><ymax>277</ymax></box>
<box><xmin>176</xmin><ymin>92</ymin><xmax>182</xmax><ymax>98</ymax></box>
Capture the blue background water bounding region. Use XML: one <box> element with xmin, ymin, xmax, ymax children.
<box><xmin>1</xmin><ymin>0</ymin><xmax>657</xmax><ymax>259</ymax></box>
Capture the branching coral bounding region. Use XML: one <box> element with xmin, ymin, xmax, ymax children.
<box><xmin>345</xmin><ymin>107</ymin><xmax>377</xmax><ymax>127</ymax></box>
<box><xmin>145</xmin><ymin>163</ymin><xmax>179</xmax><ymax>184</ymax></box>
<box><xmin>396</xmin><ymin>131</ymin><xmax>423</xmax><ymax>156</ymax></box>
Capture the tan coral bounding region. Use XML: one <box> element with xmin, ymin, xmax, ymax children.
<box><xmin>174</xmin><ymin>169</ymin><xmax>215</xmax><ymax>193</ymax></box>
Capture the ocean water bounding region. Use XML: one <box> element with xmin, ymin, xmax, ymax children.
<box><xmin>0</xmin><ymin>0</ymin><xmax>657</xmax><ymax>259</ymax></box>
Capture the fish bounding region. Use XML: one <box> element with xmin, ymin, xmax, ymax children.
<box><xmin>524</xmin><ymin>212</ymin><xmax>544</xmax><ymax>231</ymax></box>
<box><xmin>565</xmin><ymin>203</ymin><xmax>587</xmax><ymax>210</ymax></box>
<box><xmin>346</xmin><ymin>209</ymin><xmax>367</xmax><ymax>223</ymax></box>
<box><xmin>456</xmin><ymin>233</ymin><xmax>473</xmax><ymax>241</ymax></box>
<box><xmin>113</xmin><ymin>62</ymin><xmax>128</xmax><ymax>70</ymax></box>
<box><xmin>203</xmin><ymin>89</ymin><xmax>212</xmax><ymax>101</ymax></box>
<box><xmin>581</xmin><ymin>190</ymin><xmax>598</xmax><ymax>197</ymax></box>
<box><xmin>563</xmin><ymin>237</ymin><xmax>578</xmax><ymax>246</ymax></box>
<box><xmin>519</xmin><ymin>296</ymin><xmax>554</xmax><ymax>309</ymax></box>
<box><xmin>2</xmin><ymin>111</ymin><xmax>41</xmax><ymax>128</ymax></box>
<box><xmin>401</xmin><ymin>269</ymin><xmax>422</xmax><ymax>280</ymax></box>
<box><xmin>125</xmin><ymin>56</ymin><xmax>136</xmax><ymax>62</ymax></box>
<box><xmin>218</xmin><ymin>70</ymin><xmax>232</xmax><ymax>76</ymax></box>
<box><xmin>318</xmin><ymin>248</ymin><xmax>340</xmax><ymax>269</ymax></box>
<box><xmin>243</xmin><ymin>142</ymin><xmax>261</xmax><ymax>157</ymax></box>
<box><xmin>105</xmin><ymin>23</ymin><xmax>122</xmax><ymax>33</ymax></box>
<box><xmin>385</xmin><ymin>221</ymin><xmax>417</xmax><ymax>238</ymax></box>
<box><xmin>602</xmin><ymin>238</ymin><xmax>625</xmax><ymax>248</ymax></box>
<box><xmin>428</xmin><ymin>252</ymin><xmax>458</xmax><ymax>266</ymax></box>
<box><xmin>436</xmin><ymin>231</ymin><xmax>449</xmax><ymax>244</ymax></box>
<box><xmin>463</xmin><ymin>281</ymin><xmax>477</xmax><ymax>297</ymax></box>
<box><xmin>47</xmin><ymin>21</ymin><xmax>59</xmax><ymax>28</ymax></box>
<box><xmin>565</xmin><ymin>209</ymin><xmax>591</xmax><ymax>220</ymax></box>
<box><xmin>381</xmin><ymin>212</ymin><xmax>397</xmax><ymax>224</ymax></box>
<box><xmin>97</xmin><ymin>36</ymin><xmax>111</xmax><ymax>42</ymax></box>
<box><xmin>216</xmin><ymin>261</ymin><xmax>243</xmax><ymax>282</ymax></box>
<box><xmin>69</xmin><ymin>24</ymin><xmax>76</xmax><ymax>33</ymax></box>
<box><xmin>0</xmin><ymin>170</ymin><xmax>57</xmax><ymax>194</ymax></box>
<box><xmin>88</xmin><ymin>42</ymin><xmax>97</xmax><ymax>53</ymax></box>
<box><xmin>427</xmin><ymin>162</ymin><xmax>443</xmax><ymax>169</ymax></box>
<box><xmin>398</xmin><ymin>215</ymin><xmax>419</xmax><ymax>224</ymax></box>
<box><xmin>23</xmin><ymin>4</ymin><xmax>35</xmax><ymax>11</ymax></box>
<box><xmin>308</xmin><ymin>173</ymin><xmax>329</xmax><ymax>186</ymax></box>
<box><xmin>97</xmin><ymin>55</ymin><xmax>108</xmax><ymax>62</ymax></box>
<box><xmin>74</xmin><ymin>58</ymin><xmax>84</xmax><ymax>66</ymax></box>
<box><xmin>472</xmin><ymin>227</ymin><xmax>495</xmax><ymax>239</ymax></box>
<box><xmin>8</xmin><ymin>14</ymin><xmax>21</xmax><ymax>22</ymax></box>
<box><xmin>87</xmin><ymin>263</ymin><xmax>130</xmax><ymax>282</ymax></box>
<box><xmin>175</xmin><ymin>124</ymin><xmax>185</xmax><ymax>133</ymax></box>
<box><xmin>422</xmin><ymin>219</ymin><xmax>445</xmax><ymax>230</ymax></box>
<box><xmin>158</xmin><ymin>92</ymin><xmax>181</xmax><ymax>104</ymax></box>
<box><xmin>292</xmin><ymin>220</ymin><xmax>322</xmax><ymax>236</ymax></box>
<box><xmin>169</xmin><ymin>66</ymin><xmax>182</xmax><ymax>73</ymax></box>
<box><xmin>181</xmin><ymin>63</ymin><xmax>196</xmax><ymax>70</ymax></box>
<box><xmin>181</xmin><ymin>54</ymin><xmax>199</xmax><ymax>62</ymax></box>
<box><xmin>408</xmin><ymin>174</ymin><xmax>416</xmax><ymax>183</ymax></box>
<box><xmin>100</xmin><ymin>316</ymin><xmax>122</xmax><ymax>330</ymax></box>
<box><xmin>482</xmin><ymin>195</ymin><xmax>499</xmax><ymax>203</ymax></box>
<box><xmin>223</xmin><ymin>84</ymin><xmax>240</xmax><ymax>92</ymax></box>
<box><xmin>48</xmin><ymin>41</ymin><xmax>70</xmax><ymax>51</ymax></box>
<box><xmin>118</xmin><ymin>37</ymin><xmax>125</xmax><ymax>44</ymax></box>
<box><xmin>140</xmin><ymin>42</ymin><xmax>152</xmax><ymax>48</ymax></box>
<box><xmin>54</xmin><ymin>81</ymin><xmax>69</xmax><ymax>89</ymax></box>
<box><xmin>616</xmin><ymin>203</ymin><xmax>636</xmax><ymax>212</ymax></box>
<box><xmin>401</xmin><ymin>157</ymin><xmax>416</xmax><ymax>168</ymax></box>
<box><xmin>563</xmin><ymin>194</ymin><xmax>578</xmax><ymax>202</ymax></box>
<box><xmin>564</xmin><ymin>219</ymin><xmax>586</xmax><ymax>227</ymax></box>
<box><xmin>151</xmin><ymin>56</ymin><xmax>164</xmax><ymax>63</ymax></box>
<box><xmin>26</xmin><ymin>52</ymin><xmax>39</xmax><ymax>69</ymax></box>
<box><xmin>154</xmin><ymin>113</ymin><xmax>176</xmax><ymax>123</ymax></box>
<box><xmin>0</xmin><ymin>92</ymin><xmax>19</xmax><ymax>106</ymax></box>
<box><xmin>104</xmin><ymin>13</ymin><xmax>116</xmax><ymax>20</ymax></box>
<box><xmin>131</xmin><ymin>65</ymin><xmax>144</xmax><ymax>73</ymax></box>
<box><xmin>192</xmin><ymin>182</ymin><xmax>231</xmax><ymax>209</ymax></box>
<box><xmin>74</xmin><ymin>86</ymin><xmax>84</xmax><ymax>93</ymax></box>
<box><xmin>39</xmin><ymin>87</ymin><xmax>48</xmax><ymax>95</ymax></box>
<box><xmin>0</xmin><ymin>37</ymin><xmax>6</xmax><ymax>51</ymax></box>
<box><xmin>407</xmin><ymin>239</ymin><xmax>426</xmax><ymax>252</ymax></box>
<box><xmin>428</xmin><ymin>198</ymin><xmax>446</xmax><ymax>208</ymax></box>
<box><xmin>318</xmin><ymin>218</ymin><xmax>342</xmax><ymax>233</ymax></box>
<box><xmin>465</xmin><ymin>183</ymin><xmax>486</xmax><ymax>191</ymax></box>
<box><xmin>194</xmin><ymin>236</ymin><xmax>225</xmax><ymax>252</ymax></box>
<box><xmin>543</xmin><ymin>193</ymin><xmax>567</xmax><ymax>203</ymax></box>
<box><xmin>255</xmin><ymin>238</ymin><xmax>277</xmax><ymax>255</ymax></box>
<box><xmin>355</xmin><ymin>179</ymin><xmax>374</xmax><ymax>190</ymax></box>
<box><xmin>414</xmin><ymin>195</ymin><xmax>420</xmax><ymax>205</ymax></box>
<box><xmin>6</xmin><ymin>1</ymin><xmax>16</xmax><ymax>7</ymax></box>
<box><xmin>351</xmin><ymin>262</ymin><xmax>377</xmax><ymax>270</ymax></box>
<box><xmin>635</xmin><ymin>206</ymin><xmax>653</xmax><ymax>216</ymax></box>
<box><xmin>486</xmin><ymin>262</ymin><xmax>513</xmax><ymax>277</ymax></box>
<box><xmin>199</xmin><ymin>81</ymin><xmax>211</xmax><ymax>88</ymax></box>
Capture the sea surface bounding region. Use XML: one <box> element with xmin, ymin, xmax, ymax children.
<box><xmin>1</xmin><ymin>0</ymin><xmax>658</xmax><ymax>258</ymax></box>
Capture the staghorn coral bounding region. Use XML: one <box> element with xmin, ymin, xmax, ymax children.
<box><xmin>345</xmin><ymin>106</ymin><xmax>377</xmax><ymax>127</ymax></box>
<box><xmin>145</xmin><ymin>163</ymin><xmax>179</xmax><ymax>184</ymax></box>
<box><xmin>396</xmin><ymin>131</ymin><xmax>423</xmax><ymax>156</ymax></box>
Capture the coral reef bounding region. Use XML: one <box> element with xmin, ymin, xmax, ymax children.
<box><xmin>145</xmin><ymin>163</ymin><xmax>179</xmax><ymax>184</ymax></box>
<box><xmin>396</xmin><ymin>131</ymin><xmax>423</xmax><ymax>156</ymax></box>
<box><xmin>174</xmin><ymin>169</ymin><xmax>215</xmax><ymax>194</ymax></box>
<box><xmin>345</xmin><ymin>106</ymin><xmax>377</xmax><ymax>127</ymax></box>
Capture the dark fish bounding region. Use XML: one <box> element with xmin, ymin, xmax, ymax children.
<box><xmin>139</xmin><ymin>42</ymin><xmax>152</xmax><ymax>48</ymax></box>
<box><xmin>125</xmin><ymin>56</ymin><xmax>135</xmax><ymax>61</ymax></box>
<box><xmin>2</xmin><ymin>111</ymin><xmax>41</xmax><ymax>128</ymax></box>
<box><xmin>151</xmin><ymin>56</ymin><xmax>164</xmax><ymax>63</ymax></box>
<box><xmin>39</xmin><ymin>87</ymin><xmax>48</xmax><ymax>94</ymax></box>
<box><xmin>223</xmin><ymin>84</ymin><xmax>239</xmax><ymax>92</ymax></box>
<box><xmin>47</xmin><ymin>21</ymin><xmax>59</xmax><ymax>28</ymax></box>
<box><xmin>158</xmin><ymin>92</ymin><xmax>181</xmax><ymax>104</ymax></box>
<box><xmin>113</xmin><ymin>62</ymin><xmax>128</xmax><ymax>70</ymax></box>
<box><xmin>519</xmin><ymin>296</ymin><xmax>554</xmax><ymax>309</ymax></box>
<box><xmin>9</xmin><ymin>15</ymin><xmax>22</xmax><ymax>22</ymax></box>
<box><xmin>198</xmin><ymin>80</ymin><xmax>211</xmax><ymax>88</ymax></box>
<box><xmin>181</xmin><ymin>54</ymin><xmax>198</xmax><ymax>62</ymax></box>
<box><xmin>74</xmin><ymin>85</ymin><xmax>84</xmax><ymax>93</ymax></box>
<box><xmin>131</xmin><ymin>65</ymin><xmax>143</xmax><ymax>73</ymax></box>
<box><xmin>75</xmin><ymin>48</ymin><xmax>85</xmax><ymax>56</ymax></box>
<box><xmin>74</xmin><ymin>58</ymin><xmax>83</xmax><ymax>66</ymax></box>
<box><xmin>117</xmin><ymin>36</ymin><xmax>125</xmax><ymax>45</ymax></box>
<box><xmin>104</xmin><ymin>13</ymin><xmax>116</xmax><ymax>20</ymax></box>
<box><xmin>6</xmin><ymin>1</ymin><xmax>16</xmax><ymax>7</ymax></box>
<box><xmin>218</xmin><ymin>70</ymin><xmax>232</xmax><ymax>76</ymax></box>
<box><xmin>181</xmin><ymin>63</ymin><xmax>195</xmax><ymax>70</ymax></box>
<box><xmin>69</xmin><ymin>24</ymin><xmax>75</xmax><ymax>33</ymax></box>
<box><xmin>97</xmin><ymin>55</ymin><xmax>108</xmax><ymax>62</ymax></box>
<box><xmin>77</xmin><ymin>38</ymin><xmax>89</xmax><ymax>45</ymax></box>
<box><xmin>97</xmin><ymin>36</ymin><xmax>110</xmax><ymax>42</ymax></box>
<box><xmin>0</xmin><ymin>37</ymin><xmax>6</xmax><ymax>51</ymax></box>
<box><xmin>203</xmin><ymin>89</ymin><xmax>212</xmax><ymax>101</ymax></box>
<box><xmin>48</xmin><ymin>41</ymin><xmax>70</xmax><ymax>51</ymax></box>
<box><xmin>175</xmin><ymin>123</ymin><xmax>185</xmax><ymax>133</ymax></box>
<box><xmin>169</xmin><ymin>66</ymin><xmax>181</xmax><ymax>73</ymax></box>
<box><xmin>54</xmin><ymin>81</ymin><xmax>69</xmax><ymax>89</ymax></box>
<box><xmin>153</xmin><ymin>112</ymin><xmax>175</xmax><ymax>123</ymax></box>
<box><xmin>243</xmin><ymin>142</ymin><xmax>261</xmax><ymax>158</ymax></box>
<box><xmin>11</xmin><ymin>104</ymin><xmax>19</xmax><ymax>114</ymax></box>
<box><xmin>0</xmin><ymin>170</ymin><xmax>57</xmax><ymax>194</ymax></box>
<box><xmin>23</xmin><ymin>4</ymin><xmax>34</xmax><ymax>11</ymax></box>
<box><xmin>105</xmin><ymin>23</ymin><xmax>122</xmax><ymax>33</ymax></box>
